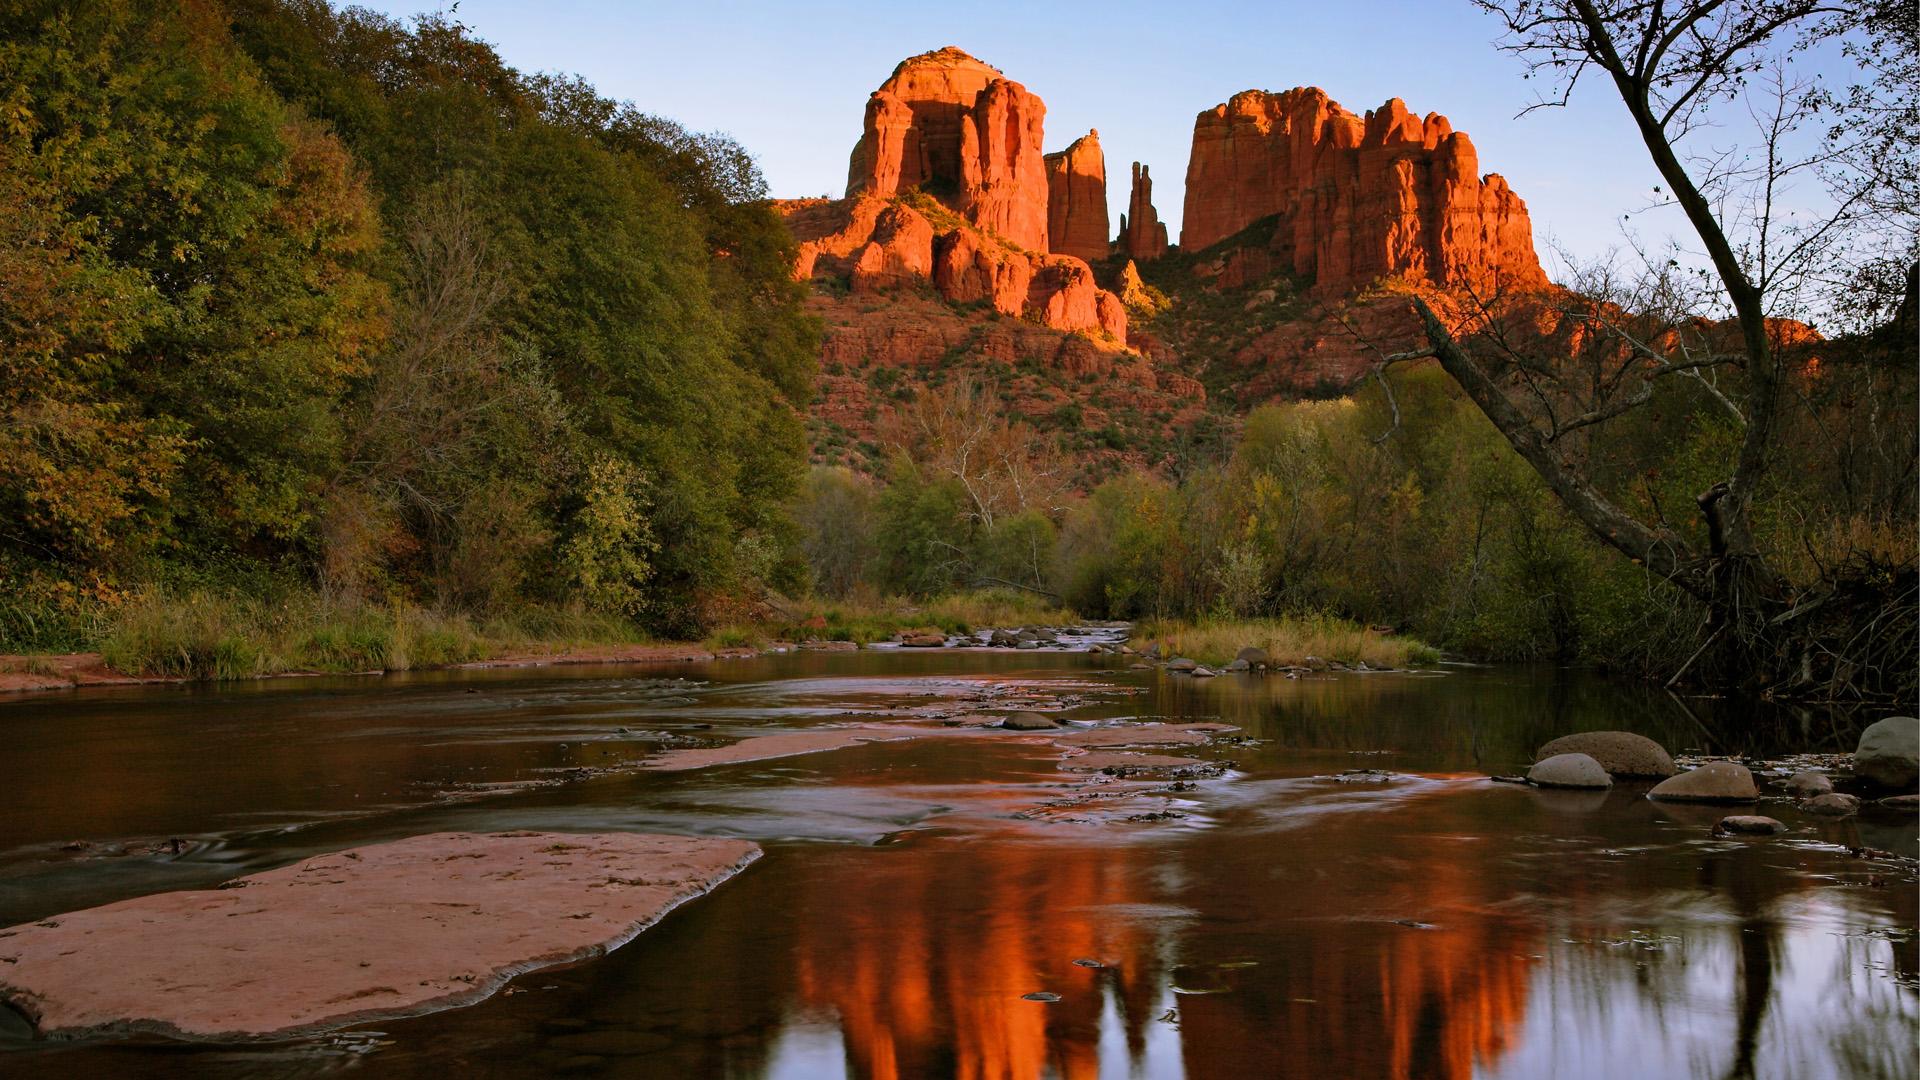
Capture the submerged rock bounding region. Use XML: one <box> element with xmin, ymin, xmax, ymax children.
<box><xmin>0</xmin><ymin>832</ymin><xmax>760</xmax><ymax>1040</ymax></box>
<box><xmin>1853</xmin><ymin>716</ymin><xmax>1919</xmax><ymax>791</ymax></box>
<box><xmin>1647</xmin><ymin>762</ymin><xmax>1758</xmax><ymax>804</ymax></box>
<box><xmin>1782</xmin><ymin>770</ymin><xmax>1833</xmax><ymax>797</ymax></box>
<box><xmin>1800</xmin><ymin>792</ymin><xmax>1862</xmax><ymax>817</ymax></box>
<box><xmin>1526</xmin><ymin>753</ymin><xmax>1613</xmax><ymax>790</ymax></box>
<box><xmin>1714</xmin><ymin>815</ymin><xmax>1787</xmax><ymax>836</ymax></box>
<box><xmin>1535</xmin><ymin>731</ymin><xmax>1676</xmax><ymax>779</ymax></box>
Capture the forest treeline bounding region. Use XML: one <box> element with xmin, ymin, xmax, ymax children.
<box><xmin>2</xmin><ymin>0</ymin><xmax>816</xmax><ymax>648</ymax></box>
<box><xmin>3</xmin><ymin>1</ymin><xmax>1913</xmax><ymax>702</ymax></box>
<box><xmin>803</xmin><ymin>325</ymin><xmax>1916</xmax><ymax>693</ymax></box>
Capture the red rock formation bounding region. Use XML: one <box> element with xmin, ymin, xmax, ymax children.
<box><xmin>1180</xmin><ymin>88</ymin><xmax>1547</xmax><ymax>295</ymax></box>
<box><xmin>932</xmin><ymin>227</ymin><xmax>1034</xmax><ymax>317</ymax></box>
<box><xmin>1118</xmin><ymin>162</ymin><xmax>1169</xmax><ymax>260</ymax></box>
<box><xmin>1030</xmin><ymin>256</ymin><xmax>1127</xmax><ymax>340</ymax></box>
<box><xmin>1044</xmin><ymin>130</ymin><xmax>1109</xmax><ymax>263</ymax></box>
<box><xmin>846</xmin><ymin>47</ymin><xmax>1049</xmax><ymax>251</ymax></box>
<box><xmin>784</xmin><ymin>195</ymin><xmax>936</xmax><ymax>293</ymax></box>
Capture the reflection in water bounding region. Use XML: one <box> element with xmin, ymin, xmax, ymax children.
<box><xmin>791</xmin><ymin>839</ymin><xmax>1162</xmax><ymax>1080</ymax></box>
<box><xmin>0</xmin><ymin>656</ymin><xmax>1913</xmax><ymax>1079</ymax></box>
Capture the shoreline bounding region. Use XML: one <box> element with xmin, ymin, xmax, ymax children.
<box><xmin>0</xmin><ymin>642</ymin><xmax>760</xmax><ymax>697</ymax></box>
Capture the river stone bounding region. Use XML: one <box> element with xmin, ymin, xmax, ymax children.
<box><xmin>1235</xmin><ymin>647</ymin><xmax>1269</xmax><ymax>669</ymax></box>
<box><xmin>1714</xmin><ymin>815</ymin><xmax>1787</xmax><ymax>836</ymax></box>
<box><xmin>1001</xmin><ymin>712</ymin><xmax>1060</xmax><ymax>731</ymax></box>
<box><xmin>1879</xmin><ymin>794</ymin><xmax>1920</xmax><ymax>810</ymax></box>
<box><xmin>1800</xmin><ymin>792</ymin><xmax>1862</xmax><ymax>817</ymax></box>
<box><xmin>1534</xmin><ymin>731</ymin><xmax>1677</xmax><ymax>779</ymax></box>
<box><xmin>1191</xmin><ymin>666</ymin><xmax>1217</xmax><ymax>678</ymax></box>
<box><xmin>1526</xmin><ymin>753</ymin><xmax>1613</xmax><ymax>790</ymax></box>
<box><xmin>1166</xmin><ymin>657</ymin><xmax>1198</xmax><ymax>673</ymax></box>
<box><xmin>900</xmin><ymin>631</ymin><xmax>945</xmax><ymax>648</ymax></box>
<box><xmin>0</xmin><ymin>831</ymin><xmax>760</xmax><ymax>1040</ymax></box>
<box><xmin>1647</xmin><ymin>762</ymin><xmax>1758</xmax><ymax>803</ymax></box>
<box><xmin>1224</xmin><ymin>658</ymin><xmax>1250</xmax><ymax>672</ymax></box>
<box><xmin>1853</xmin><ymin>716</ymin><xmax>1919</xmax><ymax>791</ymax></box>
<box><xmin>1782</xmin><ymin>770</ymin><xmax>1833</xmax><ymax>797</ymax></box>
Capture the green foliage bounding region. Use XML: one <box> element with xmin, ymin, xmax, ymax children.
<box><xmin>873</xmin><ymin>458</ymin><xmax>970</xmax><ymax>597</ymax></box>
<box><xmin>559</xmin><ymin>456</ymin><xmax>658</xmax><ymax>618</ymax></box>
<box><xmin>0</xmin><ymin>0</ymin><xmax>820</xmax><ymax>651</ymax></box>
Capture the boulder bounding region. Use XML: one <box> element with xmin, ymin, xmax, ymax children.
<box><xmin>1782</xmin><ymin>770</ymin><xmax>1833</xmax><ymax>797</ymax></box>
<box><xmin>1235</xmin><ymin>646</ymin><xmax>1270</xmax><ymax>669</ymax></box>
<box><xmin>1800</xmin><ymin>792</ymin><xmax>1862</xmax><ymax>817</ymax></box>
<box><xmin>1853</xmin><ymin>716</ymin><xmax>1919</xmax><ymax>791</ymax></box>
<box><xmin>1165</xmin><ymin>657</ymin><xmax>1198</xmax><ymax>673</ymax></box>
<box><xmin>1526</xmin><ymin>753</ymin><xmax>1613</xmax><ymax>790</ymax></box>
<box><xmin>1223</xmin><ymin>658</ymin><xmax>1250</xmax><ymax>672</ymax></box>
<box><xmin>1534</xmin><ymin>731</ymin><xmax>1677</xmax><ymax>779</ymax></box>
<box><xmin>1647</xmin><ymin>762</ymin><xmax>1758</xmax><ymax>804</ymax></box>
<box><xmin>1191</xmin><ymin>667</ymin><xmax>1217</xmax><ymax>678</ymax></box>
<box><xmin>900</xmin><ymin>631</ymin><xmax>946</xmax><ymax>648</ymax></box>
<box><xmin>1180</xmin><ymin>88</ymin><xmax>1548</xmax><ymax>296</ymax></box>
<box><xmin>1714</xmin><ymin>816</ymin><xmax>1787</xmax><ymax>836</ymax></box>
<box><xmin>1001</xmin><ymin>712</ymin><xmax>1060</xmax><ymax>731</ymax></box>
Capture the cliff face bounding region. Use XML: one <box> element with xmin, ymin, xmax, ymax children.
<box><xmin>800</xmin><ymin>48</ymin><xmax>1130</xmax><ymax>344</ymax></box>
<box><xmin>846</xmin><ymin>47</ymin><xmax>1050</xmax><ymax>251</ymax></box>
<box><xmin>1118</xmin><ymin>162</ymin><xmax>1169</xmax><ymax>261</ymax></box>
<box><xmin>782</xmin><ymin>195</ymin><xmax>1126</xmax><ymax>342</ymax></box>
<box><xmin>1044</xmin><ymin>130</ymin><xmax>1109</xmax><ymax>264</ymax></box>
<box><xmin>1180</xmin><ymin>88</ymin><xmax>1547</xmax><ymax>295</ymax></box>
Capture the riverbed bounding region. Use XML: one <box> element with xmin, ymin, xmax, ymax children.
<box><xmin>1</xmin><ymin>647</ymin><xmax>1913</xmax><ymax>1078</ymax></box>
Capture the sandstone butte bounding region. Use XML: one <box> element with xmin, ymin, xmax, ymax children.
<box><xmin>783</xmin><ymin>47</ymin><xmax>1129</xmax><ymax>345</ymax></box>
<box><xmin>1118</xmin><ymin>161</ymin><xmax>1169</xmax><ymax>261</ymax></box>
<box><xmin>1044</xmin><ymin>129</ymin><xmax>1109</xmax><ymax>264</ymax></box>
<box><xmin>1181</xmin><ymin>87</ymin><xmax>1550</xmax><ymax>296</ymax></box>
<box><xmin>0</xmin><ymin>831</ymin><xmax>760</xmax><ymax>1040</ymax></box>
<box><xmin>846</xmin><ymin>45</ymin><xmax>1051</xmax><ymax>252</ymax></box>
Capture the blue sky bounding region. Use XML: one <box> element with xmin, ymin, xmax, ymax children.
<box><xmin>353</xmin><ymin>0</ymin><xmax>1748</xmax><ymax>277</ymax></box>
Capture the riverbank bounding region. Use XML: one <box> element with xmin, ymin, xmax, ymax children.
<box><xmin>0</xmin><ymin>589</ymin><xmax>1081</xmax><ymax>694</ymax></box>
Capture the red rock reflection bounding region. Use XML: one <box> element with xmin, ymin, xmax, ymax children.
<box><xmin>788</xmin><ymin>782</ymin><xmax>1548</xmax><ymax>1080</ymax></box>
<box><xmin>792</xmin><ymin>834</ymin><xmax>1160</xmax><ymax>1080</ymax></box>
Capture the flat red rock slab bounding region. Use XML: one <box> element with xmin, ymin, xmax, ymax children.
<box><xmin>640</xmin><ymin>726</ymin><xmax>940</xmax><ymax>771</ymax></box>
<box><xmin>0</xmin><ymin>831</ymin><xmax>759</xmax><ymax>1041</ymax></box>
<box><xmin>1057</xmin><ymin>750</ymin><xmax>1204</xmax><ymax>772</ymax></box>
<box><xmin>1052</xmin><ymin>723</ymin><xmax>1234</xmax><ymax>749</ymax></box>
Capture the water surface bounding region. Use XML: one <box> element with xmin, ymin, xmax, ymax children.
<box><xmin>1</xmin><ymin>650</ymin><xmax>1913</xmax><ymax>1078</ymax></box>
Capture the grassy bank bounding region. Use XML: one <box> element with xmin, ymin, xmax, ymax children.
<box><xmin>7</xmin><ymin>585</ymin><xmax>1083</xmax><ymax>683</ymax></box>
<box><xmin>706</xmin><ymin>589</ymin><xmax>1079</xmax><ymax>649</ymax></box>
<box><xmin>94</xmin><ymin>590</ymin><xmax>644</xmax><ymax>681</ymax></box>
<box><xmin>1134</xmin><ymin>615</ymin><xmax>1441</xmax><ymax>669</ymax></box>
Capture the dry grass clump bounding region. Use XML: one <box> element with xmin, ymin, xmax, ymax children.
<box><xmin>1134</xmin><ymin>614</ymin><xmax>1439</xmax><ymax>669</ymax></box>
